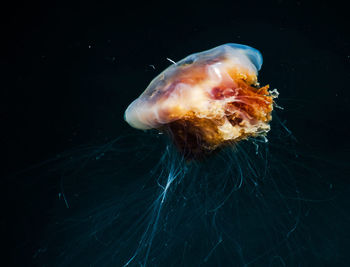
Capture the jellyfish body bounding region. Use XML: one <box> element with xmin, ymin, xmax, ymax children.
<box><xmin>125</xmin><ymin>44</ymin><xmax>276</xmax><ymax>156</ymax></box>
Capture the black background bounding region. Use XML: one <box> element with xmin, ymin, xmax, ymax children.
<box><xmin>3</xmin><ymin>0</ymin><xmax>349</xmax><ymax>266</ymax></box>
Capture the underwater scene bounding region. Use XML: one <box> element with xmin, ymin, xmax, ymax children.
<box><xmin>4</xmin><ymin>1</ymin><xmax>350</xmax><ymax>266</ymax></box>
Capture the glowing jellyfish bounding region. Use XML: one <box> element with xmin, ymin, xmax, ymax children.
<box><xmin>32</xmin><ymin>43</ymin><xmax>346</xmax><ymax>267</ymax></box>
<box><xmin>125</xmin><ymin>44</ymin><xmax>278</xmax><ymax>157</ymax></box>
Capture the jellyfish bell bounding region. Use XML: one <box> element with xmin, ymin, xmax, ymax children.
<box><xmin>125</xmin><ymin>43</ymin><xmax>277</xmax><ymax>157</ymax></box>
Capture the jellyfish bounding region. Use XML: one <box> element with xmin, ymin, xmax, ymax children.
<box><xmin>32</xmin><ymin>44</ymin><xmax>346</xmax><ymax>267</ymax></box>
<box><xmin>116</xmin><ymin>45</ymin><xmax>282</xmax><ymax>265</ymax></box>
<box><xmin>124</xmin><ymin>44</ymin><xmax>277</xmax><ymax>157</ymax></box>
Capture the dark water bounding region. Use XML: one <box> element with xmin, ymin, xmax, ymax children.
<box><xmin>3</xmin><ymin>1</ymin><xmax>350</xmax><ymax>266</ymax></box>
